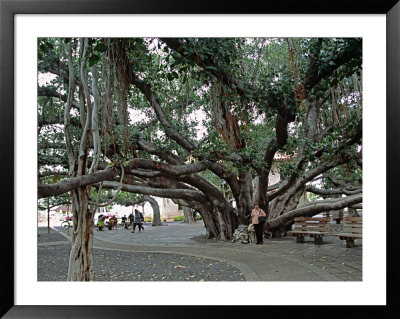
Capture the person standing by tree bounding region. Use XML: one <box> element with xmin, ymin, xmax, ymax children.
<box><xmin>251</xmin><ymin>203</ymin><xmax>267</xmax><ymax>245</ymax></box>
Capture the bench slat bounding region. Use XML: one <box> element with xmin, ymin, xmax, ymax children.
<box><xmin>343</xmin><ymin>227</ymin><xmax>362</xmax><ymax>234</ymax></box>
<box><xmin>334</xmin><ymin>233</ymin><xmax>362</xmax><ymax>239</ymax></box>
<box><xmin>294</xmin><ymin>228</ymin><xmax>329</xmax><ymax>232</ymax></box>
<box><xmin>294</xmin><ymin>217</ymin><xmax>329</xmax><ymax>222</ymax></box>
<box><xmin>287</xmin><ymin>231</ymin><xmax>328</xmax><ymax>235</ymax></box>
<box><xmin>343</xmin><ymin>217</ymin><xmax>362</xmax><ymax>222</ymax></box>
<box><xmin>343</xmin><ymin>223</ymin><xmax>362</xmax><ymax>227</ymax></box>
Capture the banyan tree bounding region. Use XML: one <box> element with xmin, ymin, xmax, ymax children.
<box><xmin>38</xmin><ymin>37</ymin><xmax>362</xmax><ymax>280</ymax></box>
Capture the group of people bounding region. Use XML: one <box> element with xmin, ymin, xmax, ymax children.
<box><xmin>96</xmin><ymin>214</ymin><xmax>118</xmax><ymax>231</ymax></box>
<box><xmin>96</xmin><ymin>209</ymin><xmax>145</xmax><ymax>232</ymax></box>
<box><xmin>96</xmin><ymin>203</ymin><xmax>265</xmax><ymax>244</ymax></box>
<box><xmin>121</xmin><ymin>209</ymin><xmax>144</xmax><ymax>233</ymax></box>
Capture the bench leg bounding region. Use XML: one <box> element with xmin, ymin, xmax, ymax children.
<box><xmin>314</xmin><ymin>237</ymin><xmax>323</xmax><ymax>245</ymax></box>
<box><xmin>345</xmin><ymin>239</ymin><xmax>355</xmax><ymax>248</ymax></box>
<box><xmin>296</xmin><ymin>235</ymin><xmax>305</xmax><ymax>243</ymax></box>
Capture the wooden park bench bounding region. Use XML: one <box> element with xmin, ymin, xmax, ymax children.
<box><xmin>334</xmin><ymin>217</ymin><xmax>362</xmax><ymax>248</ymax></box>
<box><xmin>287</xmin><ymin>217</ymin><xmax>330</xmax><ymax>245</ymax></box>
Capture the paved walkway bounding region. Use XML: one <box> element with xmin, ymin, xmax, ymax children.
<box><xmin>45</xmin><ymin>221</ymin><xmax>362</xmax><ymax>281</ymax></box>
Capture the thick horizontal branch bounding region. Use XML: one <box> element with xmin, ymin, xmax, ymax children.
<box><xmin>38</xmin><ymin>155</ymin><xmax>210</xmax><ymax>198</ymax></box>
<box><xmin>38</xmin><ymin>168</ymin><xmax>119</xmax><ymax>198</ymax></box>
<box><xmin>137</xmin><ymin>136</ymin><xmax>240</xmax><ymax>196</ymax></box>
<box><xmin>136</xmin><ymin>137</ymin><xmax>238</xmax><ymax>210</ymax></box>
<box><xmin>267</xmin><ymin>193</ymin><xmax>362</xmax><ymax>231</ymax></box>
<box><xmin>305</xmin><ymin>185</ymin><xmax>362</xmax><ymax>196</ymax></box>
<box><xmin>127</xmin><ymin>158</ymin><xmax>208</xmax><ymax>177</ymax></box>
<box><xmin>101</xmin><ymin>181</ymin><xmax>208</xmax><ymax>203</ymax></box>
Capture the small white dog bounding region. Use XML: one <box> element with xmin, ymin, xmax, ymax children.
<box><xmin>247</xmin><ymin>224</ymin><xmax>256</xmax><ymax>243</ymax></box>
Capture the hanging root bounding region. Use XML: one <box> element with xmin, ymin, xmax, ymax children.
<box><xmin>88</xmin><ymin>164</ymin><xmax>125</xmax><ymax>207</ymax></box>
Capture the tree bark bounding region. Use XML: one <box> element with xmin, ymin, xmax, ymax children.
<box><xmin>65</xmin><ymin>39</ymin><xmax>94</xmax><ymax>281</ymax></box>
<box><xmin>182</xmin><ymin>206</ymin><xmax>196</xmax><ymax>223</ymax></box>
<box><xmin>67</xmin><ymin>187</ymin><xmax>94</xmax><ymax>281</ymax></box>
<box><xmin>47</xmin><ymin>197</ymin><xmax>50</xmax><ymax>234</ymax></box>
<box><xmin>143</xmin><ymin>195</ymin><xmax>161</xmax><ymax>226</ymax></box>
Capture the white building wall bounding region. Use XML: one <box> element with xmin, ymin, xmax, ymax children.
<box><xmin>110</xmin><ymin>197</ymin><xmax>182</xmax><ymax>221</ymax></box>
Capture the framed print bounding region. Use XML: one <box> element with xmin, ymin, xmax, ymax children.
<box><xmin>1</xmin><ymin>0</ymin><xmax>399</xmax><ymax>317</ymax></box>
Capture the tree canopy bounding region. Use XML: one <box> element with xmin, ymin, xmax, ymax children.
<box><xmin>38</xmin><ymin>37</ymin><xmax>362</xmax><ymax>241</ymax></box>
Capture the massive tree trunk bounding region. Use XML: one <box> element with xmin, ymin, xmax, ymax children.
<box><xmin>67</xmin><ymin>187</ymin><xmax>94</xmax><ymax>281</ymax></box>
<box><xmin>237</xmin><ymin>170</ymin><xmax>253</xmax><ymax>224</ymax></box>
<box><xmin>65</xmin><ymin>38</ymin><xmax>95</xmax><ymax>281</ymax></box>
<box><xmin>267</xmin><ymin>185</ymin><xmax>306</xmax><ymax>237</ymax></box>
<box><xmin>182</xmin><ymin>206</ymin><xmax>196</xmax><ymax>223</ymax></box>
<box><xmin>143</xmin><ymin>195</ymin><xmax>161</xmax><ymax>226</ymax></box>
<box><xmin>269</xmin><ymin>185</ymin><xmax>306</xmax><ymax>219</ymax></box>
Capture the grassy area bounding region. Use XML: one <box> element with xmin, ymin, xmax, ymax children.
<box><xmin>173</xmin><ymin>215</ymin><xmax>203</xmax><ymax>221</ymax></box>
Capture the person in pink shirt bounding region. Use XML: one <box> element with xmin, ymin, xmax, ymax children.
<box><xmin>251</xmin><ymin>202</ymin><xmax>267</xmax><ymax>245</ymax></box>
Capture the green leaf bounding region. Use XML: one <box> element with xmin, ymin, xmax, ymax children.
<box><xmin>88</xmin><ymin>53</ymin><xmax>100</xmax><ymax>67</ymax></box>
<box><xmin>94</xmin><ymin>42</ymin><xmax>108</xmax><ymax>53</ymax></box>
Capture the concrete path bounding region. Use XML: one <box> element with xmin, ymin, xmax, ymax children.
<box><xmin>52</xmin><ymin>221</ymin><xmax>362</xmax><ymax>281</ymax></box>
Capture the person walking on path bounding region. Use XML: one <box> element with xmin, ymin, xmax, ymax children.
<box><xmin>132</xmin><ymin>209</ymin><xmax>144</xmax><ymax>233</ymax></box>
<box><xmin>251</xmin><ymin>203</ymin><xmax>267</xmax><ymax>245</ymax></box>
<box><xmin>139</xmin><ymin>211</ymin><xmax>144</xmax><ymax>231</ymax></box>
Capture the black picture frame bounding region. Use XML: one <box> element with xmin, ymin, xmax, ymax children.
<box><xmin>1</xmin><ymin>0</ymin><xmax>399</xmax><ymax>317</ymax></box>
